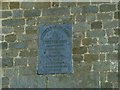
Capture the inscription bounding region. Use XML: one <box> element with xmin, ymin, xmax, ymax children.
<box><xmin>38</xmin><ymin>24</ymin><xmax>72</xmax><ymax>74</ymax></box>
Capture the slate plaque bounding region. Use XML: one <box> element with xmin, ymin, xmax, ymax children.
<box><xmin>38</xmin><ymin>24</ymin><xmax>72</xmax><ymax>74</ymax></box>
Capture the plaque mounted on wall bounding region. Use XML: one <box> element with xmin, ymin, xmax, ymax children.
<box><xmin>38</xmin><ymin>24</ymin><xmax>72</xmax><ymax>74</ymax></box>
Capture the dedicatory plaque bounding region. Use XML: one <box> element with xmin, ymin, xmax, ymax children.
<box><xmin>38</xmin><ymin>24</ymin><xmax>72</xmax><ymax>74</ymax></box>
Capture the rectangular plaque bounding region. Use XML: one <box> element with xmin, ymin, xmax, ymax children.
<box><xmin>38</xmin><ymin>24</ymin><xmax>72</xmax><ymax>74</ymax></box>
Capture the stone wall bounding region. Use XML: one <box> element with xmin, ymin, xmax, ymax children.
<box><xmin>1</xmin><ymin>1</ymin><xmax>120</xmax><ymax>88</ymax></box>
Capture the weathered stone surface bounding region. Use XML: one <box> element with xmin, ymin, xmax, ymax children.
<box><xmin>77</xmin><ymin>2</ymin><xmax>90</xmax><ymax>7</ymax></box>
<box><xmin>99</xmin><ymin>54</ymin><xmax>105</xmax><ymax>61</ymax></box>
<box><xmin>87</xmin><ymin>30</ymin><xmax>105</xmax><ymax>37</ymax></box>
<box><xmin>99</xmin><ymin>37</ymin><xmax>108</xmax><ymax>44</ymax></box>
<box><xmin>10</xmin><ymin>76</ymin><xmax>46</xmax><ymax>88</ymax></box>
<box><xmin>2</xmin><ymin>49</ymin><xmax>18</xmax><ymax>58</ymax></box>
<box><xmin>108</xmin><ymin>72</ymin><xmax>118</xmax><ymax>82</ymax></box>
<box><xmin>114</xmin><ymin>11</ymin><xmax>120</xmax><ymax>19</ymax></box>
<box><xmin>88</xmin><ymin>45</ymin><xmax>100</xmax><ymax>54</ymax></box>
<box><xmin>2</xmin><ymin>2</ymin><xmax>9</xmax><ymax>10</ymax></box>
<box><xmin>42</xmin><ymin>8</ymin><xmax>69</xmax><ymax>16</ymax></box>
<box><xmin>73</xmin><ymin>47</ymin><xmax>87</xmax><ymax>54</ymax></box>
<box><xmin>82</xmin><ymin>6</ymin><xmax>98</xmax><ymax>13</ymax></box>
<box><xmin>100</xmin><ymin>4</ymin><xmax>116</xmax><ymax>12</ymax></box>
<box><xmin>103</xmin><ymin>20</ymin><xmax>119</xmax><ymax>29</ymax></box>
<box><xmin>13</xmin><ymin>26</ymin><xmax>24</xmax><ymax>34</ymax></box>
<box><xmin>100</xmin><ymin>45</ymin><xmax>113</xmax><ymax>53</ymax></box>
<box><xmin>73</xmin><ymin>22</ymin><xmax>91</xmax><ymax>31</ymax></box>
<box><xmin>5</xmin><ymin>34</ymin><xmax>16</xmax><ymax>42</ymax></box>
<box><xmin>15</xmin><ymin>58</ymin><xmax>27</xmax><ymax>66</ymax></box>
<box><xmin>19</xmin><ymin>66</ymin><xmax>36</xmax><ymax>75</ymax></box>
<box><xmin>108</xmin><ymin>37</ymin><xmax>118</xmax><ymax>44</ymax></box>
<box><xmin>73</xmin><ymin>38</ymin><xmax>81</xmax><ymax>47</ymax></box>
<box><xmin>71</xmin><ymin>7</ymin><xmax>82</xmax><ymax>14</ymax></box>
<box><xmin>101</xmin><ymin>82</ymin><xmax>113</xmax><ymax>88</ymax></box>
<box><xmin>2</xmin><ymin>58</ymin><xmax>13</xmax><ymax>67</ymax></box>
<box><xmin>1</xmin><ymin>42</ymin><xmax>8</xmax><ymax>49</ymax></box>
<box><xmin>19</xmin><ymin>50</ymin><xmax>29</xmax><ymax>57</ymax></box>
<box><xmin>21</xmin><ymin>2</ymin><xmax>34</xmax><ymax>9</ymax></box>
<box><xmin>51</xmin><ymin>2</ymin><xmax>59</xmax><ymax>7</ymax></box>
<box><xmin>27</xmin><ymin>57</ymin><xmax>37</xmax><ymax>66</ymax></box>
<box><xmin>2</xmin><ymin>77</ymin><xmax>9</xmax><ymax>85</ymax></box>
<box><xmin>34</xmin><ymin>2</ymin><xmax>51</xmax><ymax>9</ymax></box>
<box><xmin>13</xmin><ymin>10</ymin><xmax>23</xmax><ymax>18</ymax></box>
<box><xmin>29</xmin><ymin>49</ymin><xmax>37</xmax><ymax>57</ymax></box>
<box><xmin>73</xmin><ymin>54</ymin><xmax>83</xmax><ymax>63</ymax></box>
<box><xmin>9</xmin><ymin>42</ymin><xmax>27</xmax><ymax>49</ymax></box>
<box><xmin>26</xmin><ymin>18</ymin><xmax>36</xmax><ymax>26</ymax></box>
<box><xmin>2</xmin><ymin>11</ymin><xmax>12</xmax><ymax>18</ymax></box>
<box><xmin>107</xmin><ymin>53</ymin><xmax>118</xmax><ymax>60</ymax></box>
<box><xmin>24</xmin><ymin>10</ymin><xmax>41</xmax><ymax>17</ymax></box>
<box><xmin>60</xmin><ymin>2</ymin><xmax>76</xmax><ymax>7</ymax></box>
<box><xmin>91</xmin><ymin>21</ymin><xmax>102</xmax><ymax>29</ymax></box>
<box><xmin>2</xmin><ymin>27</ymin><xmax>14</xmax><ymax>34</ymax></box>
<box><xmin>114</xmin><ymin>28</ymin><xmax>120</xmax><ymax>35</ymax></box>
<box><xmin>97</xmin><ymin>13</ymin><xmax>112</xmax><ymax>20</ymax></box>
<box><xmin>82</xmin><ymin>38</ymin><xmax>97</xmax><ymax>45</ymax></box>
<box><xmin>10</xmin><ymin>2</ymin><xmax>20</xmax><ymax>9</ymax></box>
<box><xmin>106</xmin><ymin>29</ymin><xmax>114</xmax><ymax>36</ymax></box>
<box><xmin>93</xmin><ymin>61</ymin><xmax>110</xmax><ymax>72</ymax></box>
<box><xmin>84</xmin><ymin>54</ymin><xmax>99</xmax><ymax>62</ymax></box>
<box><xmin>86</xmin><ymin>14</ymin><xmax>96</xmax><ymax>22</ymax></box>
<box><xmin>2</xmin><ymin>19</ymin><xmax>25</xmax><ymax>26</ymax></box>
<box><xmin>5</xmin><ymin>68</ymin><xmax>18</xmax><ymax>78</ymax></box>
<box><xmin>75</xmin><ymin>15</ymin><xmax>86</xmax><ymax>22</ymax></box>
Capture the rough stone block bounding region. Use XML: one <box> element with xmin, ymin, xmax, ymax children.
<box><xmin>17</xmin><ymin>34</ymin><xmax>37</xmax><ymax>41</ymax></box>
<box><xmin>24</xmin><ymin>10</ymin><xmax>41</xmax><ymax>17</ymax></box>
<box><xmin>19</xmin><ymin>50</ymin><xmax>30</xmax><ymax>57</ymax></box>
<box><xmin>26</xmin><ymin>18</ymin><xmax>36</xmax><ymax>26</ymax></box>
<box><xmin>34</xmin><ymin>2</ymin><xmax>51</xmax><ymax>9</ymax></box>
<box><xmin>108</xmin><ymin>72</ymin><xmax>118</xmax><ymax>82</ymax></box>
<box><xmin>10</xmin><ymin>2</ymin><xmax>20</xmax><ymax>9</ymax></box>
<box><xmin>2</xmin><ymin>49</ymin><xmax>18</xmax><ymax>58</ymax></box>
<box><xmin>13</xmin><ymin>26</ymin><xmax>24</xmax><ymax>34</ymax></box>
<box><xmin>93</xmin><ymin>61</ymin><xmax>110</xmax><ymax>72</ymax></box>
<box><xmin>2</xmin><ymin>77</ymin><xmax>9</xmax><ymax>85</ymax></box>
<box><xmin>2</xmin><ymin>19</ymin><xmax>25</xmax><ymax>27</ymax></box>
<box><xmin>77</xmin><ymin>2</ymin><xmax>90</xmax><ymax>7</ymax></box>
<box><xmin>5</xmin><ymin>68</ymin><xmax>18</xmax><ymax>78</ymax></box>
<box><xmin>60</xmin><ymin>2</ymin><xmax>76</xmax><ymax>7</ymax></box>
<box><xmin>107</xmin><ymin>53</ymin><xmax>118</xmax><ymax>60</ymax></box>
<box><xmin>82</xmin><ymin>38</ymin><xmax>97</xmax><ymax>45</ymax></box>
<box><xmin>1</xmin><ymin>42</ymin><xmax>8</xmax><ymax>49</ymax></box>
<box><xmin>27</xmin><ymin>57</ymin><xmax>37</xmax><ymax>66</ymax></box>
<box><xmin>100</xmin><ymin>4</ymin><xmax>116</xmax><ymax>12</ymax></box>
<box><xmin>87</xmin><ymin>30</ymin><xmax>105</xmax><ymax>37</ymax></box>
<box><xmin>73</xmin><ymin>38</ymin><xmax>81</xmax><ymax>47</ymax></box>
<box><xmin>106</xmin><ymin>29</ymin><xmax>114</xmax><ymax>36</ymax></box>
<box><xmin>91</xmin><ymin>21</ymin><xmax>102</xmax><ymax>29</ymax></box>
<box><xmin>21</xmin><ymin>2</ymin><xmax>34</xmax><ymax>9</ymax></box>
<box><xmin>114</xmin><ymin>28</ymin><xmax>120</xmax><ymax>35</ymax></box>
<box><xmin>42</xmin><ymin>8</ymin><xmax>69</xmax><ymax>16</ymax></box>
<box><xmin>73</xmin><ymin>22</ymin><xmax>91</xmax><ymax>32</ymax></box>
<box><xmin>2</xmin><ymin>27</ymin><xmax>14</xmax><ymax>34</ymax></box>
<box><xmin>99</xmin><ymin>37</ymin><xmax>108</xmax><ymax>44</ymax></box>
<box><xmin>97</xmin><ymin>13</ymin><xmax>112</xmax><ymax>20</ymax></box>
<box><xmin>100</xmin><ymin>45</ymin><xmax>113</xmax><ymax>53</ymax></box>
<box><xmin>29</xmin><ymin>49</ymin><xmax>37</xmax><ymax>57</ymax></box>
<box><xmin>86</xmin><ymin>14</ymin><xmax>96</xmax><ymax>22</ymax></box>
<box><xmin>103</xmin><ymin>20</ymin><xmax>119</xmax><ymax>29</ymax></box>
<box><xmin>19</xmin><ymin>66</ymin><xmax>36</xmax><ymax>75</ymax></box>
<box><xmin>88</xmin><ymin>45</ymin><xmax>100</xmax><ymax>54</ymax></box>
<box><xmin>71</xmin><ymin>7</ymin><xmax>82</xmax><ymax>14</ymax></box>
<box><xmin>9</xmin><ymin>42</ymin><xmax>27</xmax><ymax>49</ymax></box>
<box><xmin>84</xmin><ymin>54</ymin><xmax>99</xmax><ymax>62</ymax></box>
<box><xmin>114</xmin><ymin>11</ymin><xmax>120</xmax><ymax>19</ymax></box>
<box><xmin>51</xmin><ymin>2</ymin><xmax>59</xmax><ymax>7</ymax></box>
<box><xmin>2</xmin><ymin>2</ymin><xmax>9</xmax><ymax>10</ymax></box>
<box><xmin>13</xmin><ymin>10</ymin><xmax>23</xmax><ymax>18</ymax></box>
<box><xmin>75</xmin><ymin>15</ymin><xmax>86</xmax><ymax>22</ymax></box>
<box><xmin>73</xmin><ymin>47</ymin><xmax>87</xmax><ymax>54</ymax></box>
<box><xmin>108</xmin><ymin>37</ymin><xmax>118</xmax><ymax>44</ymax></box>
<box><xmin>2</xmin><ymin>58</ymin><xmax>13</xmax><ymax>67</ymax></box>
<box><xmin>82</xmin><ymin>6</ymin><xmax>98</xmax><ymax>13</ymax></box>
<box><xmin>2</xmin><ymin>11</ymin><xmax>12</xmax><ymax>18</ymax></box>
<box><xmin>5</xmin><ymin>34</ymin><xmax>16</xmax><ymax>42</ymax></box>
<box><xmin>99</xmin><ymin>54</ymin><xmax>105</xmax><ymax>61</ymax></box>
<box><xmin>73</xmin><ymin>54</ymin><xmax>83</xmax><ymax>63</ymax></box>
<box><xmin>101</xmin><ymin>82</ymin><xmax>113</xmax><ymax>88</ymax></box>
<box><xmin>15</xmin><ymin>58</ymin><xmax>27</xmax><ymax>66</ymax></box>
